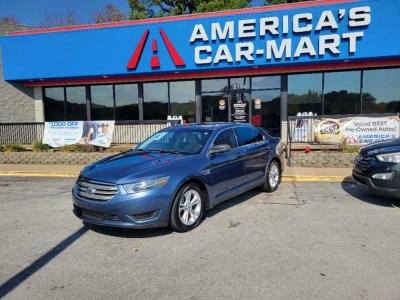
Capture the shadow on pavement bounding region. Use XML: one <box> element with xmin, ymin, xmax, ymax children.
<box><xmin>0</xmin><ymin>226</ymin><xmax>88</xmax><ymax>299</ymax></box>
<box><xmin>206</xmin><ymin>188</ymin><xmax>261</xmax><ymax>218</ymax></box>
<box><xmin>341</xmin><ymin>176</ymin><xmax>400</xmax><ymax>207</ymax></box>
<box><xmin>85</xmin><ymin>223</ymin><xmax>173</xmax><ymax>238</ymax></box>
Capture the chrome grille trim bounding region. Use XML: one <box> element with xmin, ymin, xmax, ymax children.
<box><xmin>77</xmin><ymin>178</ymin><xmax>118</xmax><ymax>201</ymax></box>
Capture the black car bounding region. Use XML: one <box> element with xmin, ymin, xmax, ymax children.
<box><xmin>353</xmin><ymin>139</ymin><xmax>400</xmax><ymax>199</ymax></box>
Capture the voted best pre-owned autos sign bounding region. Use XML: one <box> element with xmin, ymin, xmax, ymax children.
<box><xmin>1</xmin><ymin>0</ymin><xmax>400</xmax><ymax>81</ymax></box>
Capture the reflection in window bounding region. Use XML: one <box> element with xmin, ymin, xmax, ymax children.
<box><xmin>235</xmin><ymin>127</ymin><xmax>264</xmax><ymax>146</ymax></box>
<box><xmin>288</xmin><ymin>73</ymin><xmax>322</xmax><ymax>116</ymax></box>
<box><xmin>214</xmin><ymin>129</ymin><xmax>237</xmax><ymax>148</ymax></box>
<box><xmin>252</xmin><ymin>90</ymin><xmax>281</xmax><ymax>136</ymax></box>
<box><xmin>202</xmin><ymin>79</ymin><xmax>228</xmax><ymax>92</ymax></box>
<box><xmin>115</xmin><ymin>84</ymin><xmax>139</xmax><ymax>121</ymax></box>
<box><xmin>143</xmin><ymin>82</ymin><xmax>169</xmax><ymax>120</ymax></box>
<box><xmin>44</xmin><ymin>87</ymin><xmax>65</xmax><ymax>121</ymax></box>
<box><xmin>251</xmin><ymin>76</ymin><xmax>280</xmax><ymax>90</ymax></box>
<box><xmin>324</xmin><ymin>71</ymin><xmax>361</xmax><ymax>115</ymax></box>
<box><xmin>230</xmin><ymin>77</ymin><xmax>250</xmax><ymax>90</ymax></box>
<box><xmin>91</xmin><ymin>85</ymin><xmax>114</xmax><ymax>120</ymax></box>
<box><xmin>66</xmin><ymin>86</ymin><xmax>86</xmax><ymax>121</ymax></box>
<box><xmin>170</xmin><ymin>81</ymin><xmax>196</xmax><ymax>123</ymax></box>
<box><xmin>362</xmin><ymin>68</ymin><xmax>400</xmax><ymax>114</ymax></box>
<box><xmin>201</xmin><ymin>93</ymin><xmax>228</xmax><ymax>122</ymax></box>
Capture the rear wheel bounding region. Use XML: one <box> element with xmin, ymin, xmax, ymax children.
<box><xmin>170</xmin><ymin>183</ymin><xmax>204</xmax><ymax>232</ymax></box>
<box><xmin>260</xmin><ymin>160</ymin><xmax>281</xmax><ymax>193</ymax></box>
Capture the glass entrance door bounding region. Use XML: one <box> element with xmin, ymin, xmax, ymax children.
<box><xmin>230</xmin><ymin>90</ymin><xmax>250</xmax><ymax>123</ymax></box>
<box><xmin>201</xmin><ymin>93</ymin><xmax>229</xmax><ymax>122</ymax></box>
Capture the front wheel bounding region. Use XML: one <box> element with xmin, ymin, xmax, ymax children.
<box><xmin>170</xmin><ymin>183</ymin><xmax>204</xmax><ymax>232</ymax></box>
<box><xmin>260</xmin><ymin>160</ymin><xmax>281</xmax><ymax>193</ymax></box>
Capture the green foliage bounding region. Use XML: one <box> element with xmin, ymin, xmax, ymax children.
<box><xmin>1</xmin><ymin>144</ymin><xmax>26</xmax><ymax>152</ymax></box>
<box><xmin>339</xmin><ymin>142</ymin><xmax>361</xmax><ymax>153</ymax></box>
<box><xmin>266</xmin><ymin>0</ymin><xmax>311</xmax><ymax>5</ymax></box>
<box><xmin>32</xmin><ymin>141</ymin><xmax>51</xmax><ymax>152</ymax></box>
<box><xmin>59</xmin><ymin>144</ymin><xmax>96</xmax><ymax>153</ymax></box>
<box><xmin>104</xmin><ymin>145</ymin><xmax>133</xmax><ymax>153</ymax></box>
<box><xmin>128</xmin><ymin>0</ymin><xmax>252</xmax><ymax>19</ymax></box>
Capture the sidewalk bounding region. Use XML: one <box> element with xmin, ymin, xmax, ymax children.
<box><xmin>0</xmin><ymin>164</ymin><xmax>353</xmax><ymax>182</ymax></box>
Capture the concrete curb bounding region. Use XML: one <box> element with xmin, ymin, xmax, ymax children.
<box><xmin>0</xmin><ymin>172</ymin><xmax>353</xmax><ymax>182</ymax></box>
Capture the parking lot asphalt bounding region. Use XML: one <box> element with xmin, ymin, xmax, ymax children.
<box><xmin>0</xmin><ymin>177</ymin><xmax>400</xmax><ymax>300</ymax></box>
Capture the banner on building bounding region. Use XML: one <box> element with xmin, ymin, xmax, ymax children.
<box><xmin>43</xmin><ymin>121</ymin><xmax>115</xmax><ymax>148</ymax></box>
<box><xmin>314</xmin><ymin>115</ymin><xmax>400</xmax><ymax>145</ymax></box>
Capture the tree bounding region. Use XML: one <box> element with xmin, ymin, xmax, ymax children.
<box><xmin>39</xmin><ymin>10</ymin><xmax>79</xmax><ymax>28</ymax></box>
<box><xmin>265</xmin><ymin>0</ymin><xmax>311</xmax><ymax>5</ymax></box>
<box><xmin>0</xmin><ymin>16</ymin><xmax>18</xmax><ymax>24</ymax></box>
<box><xmin>94</xmin><ymin>4</ymin><xmax>128</xmax><ymax>24</ymax></box>
<box><xmin>128</xmin><ymin>0</ymin><xmax>252</xmax><ymax>20</ymax></box>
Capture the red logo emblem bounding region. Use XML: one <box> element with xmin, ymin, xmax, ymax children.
<box><xmin>127</xmin><ymin>29</ymin><xmax>186</xmax><ymax>70</ymax></box>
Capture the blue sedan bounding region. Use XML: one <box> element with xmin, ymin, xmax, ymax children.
<box><xmin>72</xmin><ymin>123</ymin><xmax>283</xmax><ymax>232</ymax></box>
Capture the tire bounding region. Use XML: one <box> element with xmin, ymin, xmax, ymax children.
<box><xmin>170</xmin><ymin>183</ymin><xmax>205</xmax><ymax>232</ymax></box>
<box><xmin>260</xmin><ymin>160</ymin><xmax>281</xmax><ymax>193</ymax></box>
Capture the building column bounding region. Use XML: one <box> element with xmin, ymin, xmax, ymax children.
<box><xmin>33</xmin><ymin>87</ymin><xmax>44</xmax><ymax>122</ymax></box>
<box><xmin>138</xmin><ymin>83</ymin><xmax>144</xmax><ymax>121</ymax></box>
<box><xmin>195</xmin><ymin>80</ymin><xmax>202</xmax><ymax>123</ymax></box>
<box><xmin>280</xmin><ymin>75</ymin><xmax>288</xmax><ymax>144</ymax></box>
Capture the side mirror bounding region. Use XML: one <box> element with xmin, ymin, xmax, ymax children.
<box><xmin>208</xmin><ymin>144</ymin><xmax>232</xmax><ymax>155</ymax></box>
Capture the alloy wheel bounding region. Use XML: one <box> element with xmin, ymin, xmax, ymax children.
<box><xmin>178</xmin><ymin>189</ymin><xmax>202</xmax><ymax>226</ymax></box>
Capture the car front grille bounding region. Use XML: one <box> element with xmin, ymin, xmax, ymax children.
<box><xmin>80</xmin><ymin>208</ymin><xmax>120</xmax><ymax>222</ymax></box>
<box><xmin>77</xmin><ymin>178</ymin><xmax>118</xmax><ymax>201</ymax></box>
<box><xmin>355</xmin><ymin>154</ymin><xmax>374</xmax><ymax>171</ymax></box>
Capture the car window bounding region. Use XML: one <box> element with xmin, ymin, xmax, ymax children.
<box><xmin>213</xmin><ymin>129</ymin><xmax>238</xmax><ymax>149</ymax></box>
<box><xmin>235</xmin><ymin>127</ymin><xmax>264</xmax><ymax>146</ymax></box>
<box><xmin>137</xmin><ymin>129</ymin><xmax>212</xmax><ymax>154</ymax></box>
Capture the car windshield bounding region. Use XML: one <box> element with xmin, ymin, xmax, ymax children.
<box><xmin>137</xmin><ymin>128</ymin><xmax>212</xmax><ymax>154</ymax></box>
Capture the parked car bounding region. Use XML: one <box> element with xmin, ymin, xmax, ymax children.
<box><xmin>72</xmin><ymin>123</ymin><xmax>283</xmax><ymax>232</ymax></box>
<box><xmin>353</xmin><ymin>139</ymin><xmax>400</xmax><ymax>199</ymax></box>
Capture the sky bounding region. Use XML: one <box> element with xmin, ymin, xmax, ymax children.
<box><xmin>0</xmin><ymin>0</ymin><xmax>131</xmax><ymax>26</ymax></box>
<box><xmin>0</xmin><ymin>0</ymin><xmax>265</xmax><ymax>27</ymax></box>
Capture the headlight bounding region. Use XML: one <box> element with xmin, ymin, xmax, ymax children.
<box><xmin>376</xmin><ymin>152</ymin><xmax>400</xmax><ymax>163</ymax></box>
<box><xmin>123</xmin><ymin>176</ymin><xmax>169</xmax><ymax>194</ymax></box>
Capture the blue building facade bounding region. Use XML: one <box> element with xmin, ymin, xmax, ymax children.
<box><xmin>1</xmin><ymin>0</ymin><xmax>399</xmax><ymax>136</ymax></box>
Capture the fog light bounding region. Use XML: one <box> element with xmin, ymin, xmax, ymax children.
<box><xmin>372</xmin><ymin>172</ymin><xmax>393</xmax><ymax>180</ymax></box>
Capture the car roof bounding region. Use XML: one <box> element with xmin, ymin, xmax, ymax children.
<box><xmin>168</xmin><ymin>122</ymin><xmax>252</xmax><ymax>131</ymax></box>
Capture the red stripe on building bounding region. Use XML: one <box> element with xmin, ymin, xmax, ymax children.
<box><xmin>24</xmin><ymin>58</ymin><xmax>400</xmax><ymax>87</ymax></box>
<box><xmin>159</xmin><ymin>29</ymin><xmax>185</xmax><ymax>67</ymax></box>
<box><xmin>126</xmin><ymin>29</ymin><xmax>149</xmax><ymax>70</ymax></box>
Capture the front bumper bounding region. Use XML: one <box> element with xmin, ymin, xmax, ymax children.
<box><xmin>352</xmin><ymin>167</ymin><xmax>400</xmax><ymax>199</ymax></box>
<box><xmin>72</xmin><ymin>184</ymin><xmax>173</xmax><ymax>229</ymax></box>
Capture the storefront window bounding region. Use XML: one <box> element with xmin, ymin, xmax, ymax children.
<box><xmin>251</xmin><ymin>76</ymin><xmax>280</xmax><ymax>90</ymax></box>
<box><xmin>170</xmin><ymin>81</ymin><xmax>196</xmax><ymax>123</ymax></box>
<box><xmin>44</xmin><ymin>87</ymin><xmax>65</xmax><ymax>121</ymax></box>
<box><xmin>66</xmin><ymin>86</ymin><xmax>86</xmax><ymax>121</ymax></box>
<box><xmin>91</xmin><ymin>85</ymin><xmax>114</xmax><ymax>120</ymax></box>
<box><xmin>288</xmin><ymin>73</ymin><xmax>322</xmax><ymax>116</ymax></box>
<box><xmin>202</xmin><ymin>79</ymin><xmax>228</xmax><ymax>93</ymax></box>
<box><xmin>115</xmin><ymin>84</ymin><xmax>139</xmax><ymax>121</ymax></box>
<box><xmin>324</xmin><ymin>71</ymin><xmax>361</xmax><ymax>115</ymax></box>
<box><xmin>251</xmin><ymin>89</ymin><xmax>281</xmax><ymax>136</ymax></box>
<box><xmin>143</xmin><ymin>82</ymin><xmax>169</xmax><ymax>120</ymax></box>
<box><xmin>362</xmin><ymin>68</ymin><xmax>400</xmax><ymax>114</ymax></box>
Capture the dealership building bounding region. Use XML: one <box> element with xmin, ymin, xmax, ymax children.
<box><xmin>0</xmin><ymin>0</ymin><xmax>399</xmax><ymax>140</ymax></box>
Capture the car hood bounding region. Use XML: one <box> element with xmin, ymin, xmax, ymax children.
<box><xmin>80</xmin><ymin>150</ymin><xmax>193</xmax><ymax>184</ymax></box>
<box><xmin>360</xmin><ymin>139</ymin><xmax>400</xmax><ymax>156</ymax></box>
